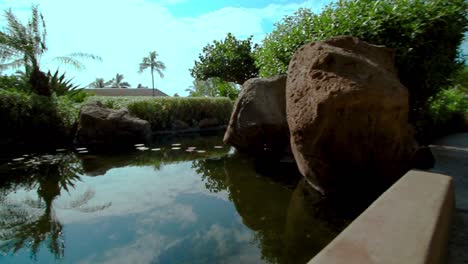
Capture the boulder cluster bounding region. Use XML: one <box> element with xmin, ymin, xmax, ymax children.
<box><xmin>224</xmin><ymin>36</ymin><xmax>433</xmax><ymax>195</ymax></box>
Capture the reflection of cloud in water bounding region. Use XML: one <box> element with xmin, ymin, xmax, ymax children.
<box><xmin>201</xmin><ymin>224</ymin><xmax>255</xmax><ymax>257</ymax></box>
<box><xmin>188</xmin><ymin>224</ymin><xmax>261</xmax><ymax>264</ymax></box>
<box><xmin>80</xmin><ymin>193</ymin><xmax>264</xmax><ymax>264</ymax></box>
<box><xmin>78</xmin><ymin>232</ymin><xmax>173</xmax><ymax>264</ymax></box>
<box><xmin>3</xmin><ymin>161</ymin><xmax>230</xmax><ymax>226</ymax></box>
<box><xmin>140</xmin><ymin>204</ymin><xmax>198</xmax><ymax>227</ymax></box>
<box><xmin>6</xmin><ymin>155</ymin><xmax>273</xmax><ymax>264</ymax></box>
<box><xmin>52</xmin><ymin>162</ymin><xmax>228</xmax><ymax>224</ymax></box>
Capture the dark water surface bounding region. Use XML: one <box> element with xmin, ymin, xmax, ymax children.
<box><xmin>0</xmin><ymin>133</ymin><xmax>353</xmax><ymax>264</ymax></box>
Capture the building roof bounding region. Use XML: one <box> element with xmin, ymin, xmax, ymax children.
<box><xmin>84</xmin><ymin>88</ymin><xmax>168</xmax><ymax>97</ymax></box>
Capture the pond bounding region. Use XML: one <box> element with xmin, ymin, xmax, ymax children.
<box><xmin>0</xmin><ymin>133</ymin><xmax>355</xmax><ymax>264</ymax></box>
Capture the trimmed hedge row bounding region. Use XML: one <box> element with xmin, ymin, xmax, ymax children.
<box><xmin>87</xmin><ymin>96</ymin><xmax>233</xmax><ymax>131</ymax></box>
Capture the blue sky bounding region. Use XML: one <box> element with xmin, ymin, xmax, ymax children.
<box><xmin>0</xmin><ymin>0</ymin><xmax>332</xmax><ymax>95</ymax></box>
<box><xmin>0</xmin><ymin>0</ymin><xmax>466</xmax><ymax>96</ymax></box>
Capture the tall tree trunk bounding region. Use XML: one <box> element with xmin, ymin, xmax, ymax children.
<box><xmin>151</xmin><ymin>68</ymin><xmax>155</xmax><ymax>96</ymax></box>
<box><xmin>29</xmin><ymin>65</ymin><xmax>51</xmax><ymax>97</ymax></box>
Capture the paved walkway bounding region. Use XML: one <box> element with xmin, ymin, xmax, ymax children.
<box><xmin>429</xmin><ymin>133</ymin><xmax>468</xmax><ymax>264</ymax></box>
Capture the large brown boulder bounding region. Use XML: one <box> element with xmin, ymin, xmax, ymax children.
<box><xmin>74</xmin><ymin>101</ymin><xmax>151</xmax><ymax>150</ymax></box>
<box><xmin>224</xmin><ymin>75</ymin><xmax>289</xmax><ymax>154</ymax></box>
<box><xmin>286</xmin><ymin>36</ymin><xmax>419</xmax><ymax>195</ymax></box>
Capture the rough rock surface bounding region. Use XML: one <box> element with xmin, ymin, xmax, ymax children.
<box><xmin>223</xmin><ymin>75</ymin><xmax>289</xmax><ymax>154</ymax></box>
<box><xmin>286</xmin><ymin>36</ymin><xmax>419</xmax><ymax>194</ymax></box>
<box><xmin>74</xmin><ymin>101</ymin><xmax>151</xmax><ymax>149</ymax></box>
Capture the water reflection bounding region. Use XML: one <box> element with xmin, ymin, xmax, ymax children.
<box><xmin>81</xmin><ymin>134</ymin><xmax>229</xmax><ymax>176</ymax></box>
<box><xmin>0</xmin><ymin>154</ymin><xmax>109</xmax><ymax>260</ymax></box>
<box><xmin>193</xmin><ymin>155</ymin><xmax>352</xmax><ymax>264</ymax></box>
<box><xmin>0</xmin><ymin>134</ymin><xmax>355</xmax><ymax>263</ymax></box>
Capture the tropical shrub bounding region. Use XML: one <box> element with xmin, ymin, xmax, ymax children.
<box><xmin>47</xmin><ymin>70</ymin><xmax>80</xmax><ymax>96</ymax></box>
<box><xmin>254</xmin><ymin>0</ymin><xmax>468</xmax><ymax>123</ymax></box>
<box><xmin>0</xmin><ymin>75</ymin><xmax>30</xmax><ymax>92</ymax></box>
<box><xmin>67</xmin><ymin>90</ymin><xmax>93</xmax><ymax>103</ymax></box>
<box><xmin>0</xmin><ymin>90</ymin><xmax>70</xmax><ymax>149</ymax></box>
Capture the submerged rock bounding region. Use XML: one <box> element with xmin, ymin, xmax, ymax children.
<box><xmin>74</xmin><ymin>101</ymin><xmax>151</xmax><ymax>150</ymax></box>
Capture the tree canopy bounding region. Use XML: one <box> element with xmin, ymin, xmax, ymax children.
<box><xmin>185</xmin><ymin>77</ymin><xmax>239</xmax><ymax>100</ymax></box>
<box><xmin>254</xmin><ymin>0</ymin><xmax>468</xmax><ymax>123</ymax></box>
<box><xmin>190</xmin><ymin>33</ymin><xmax>258</xmax><ymax>85</ymax></box>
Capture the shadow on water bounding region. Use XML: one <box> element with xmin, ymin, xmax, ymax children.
<box><xmin>192</xmin><ymin>153</ymin><xmax>360</xmax><ymax>264</ymax></box>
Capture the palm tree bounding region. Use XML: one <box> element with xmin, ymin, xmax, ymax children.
<box><xmin>107</xmin><ymin>73</ymin><xmax>130</xmax><ymax>88</ymax></box>
<box><xmin>138</xmin><ymin>51</ymin><xmax>166</xmax><ymax>96</ymax></box>
<box><xmin>88</xmin><ymin>78</ymin><xmax>106</xmax><ymax>88</ymax></box>
<box><xmin>0</xmin><ymin>6</ymin><xmax>101</xmax><ymax>96</ymax></box>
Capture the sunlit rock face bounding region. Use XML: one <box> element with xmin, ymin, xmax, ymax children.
<box><xmin>74</xmin><ymin>101</ymin><xmax>151</xmax><ymax>150</ymax></box>
<box><xmin>286</xmin><ymin>36</ymin><xmax>420</xmax><ymax>195</ymax></box>
<box><xmin>223</xmin><ymin>75</ymin><xmax>289</xmax><ymax>156</ymax></box>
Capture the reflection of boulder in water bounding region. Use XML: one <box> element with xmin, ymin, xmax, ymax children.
<box><xmin>283</xmin><ymin>180</ymin><xmax>353</xmax><ymax>264</ymax></box>
<box><xmin>194</xmin><ymin>155</ymin><xmax>355</xmax><ymax>263</ymax></box>
<box><xmin>80</xmin><ymin>154</ymin><xmax>135</xmax><ymax>176</ymax></box>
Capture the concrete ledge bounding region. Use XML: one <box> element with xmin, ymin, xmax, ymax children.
<box><xmin>309</xmin><ymin>170</ymin><xmax>454</xmax><ymax>264</ymax></box>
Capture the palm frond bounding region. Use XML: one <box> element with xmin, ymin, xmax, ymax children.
<box><xmin>156</xmin><ymin>68</ymin><xmax>164</xmax><ymax>78</ymax></box>
<box><xmin>67</xmin><ymin>52</ymin><xmax>102</xmax><ymax>61</ymax></box>
<box><xmin>52</xmin><ymin>56</ymin><xmax>85</xmax><ymax>70</ymax></box>
<box><xmin>0</xmin><ymin>59</ymin><xmax>24</xmax><ymax>71</ymax></box>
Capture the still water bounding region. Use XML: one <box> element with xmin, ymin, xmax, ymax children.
<box><xmin>0</xmin><ymin>133</ymin><xmax>353</xmax><ymax>264</ymax></box>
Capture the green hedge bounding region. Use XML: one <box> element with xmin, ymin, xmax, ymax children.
<box><xmin>84</xmin><ymin>96</ymin><xmax>233</xmax><ymax>131</ymax></box>
<box><xmin>0</xmin><ymin>92</ymin><xmax>233</xmax><ymax>150</ymax></box>
<box><xmin>254</xmin><ymin>0</ymin><xmax>467</xmax><ymax>124</ymax></box>
<box><xmin>0</xmin><ymin>90</ymin><xmax>71</xmax><ymax>148</ymax></box>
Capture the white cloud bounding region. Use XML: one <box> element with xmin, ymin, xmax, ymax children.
<box><xmin>0</xmin><ymin>0</ymin><xmax>330</xmax><ymax>95</ymax></box>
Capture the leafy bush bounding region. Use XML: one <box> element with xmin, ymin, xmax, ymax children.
<box><xmin>186</xmin><ymin>77</ymin><xmax>240</xmax><ymax>100</ymax></box>
<box><xmin>0</xmin><ymin>90</ymin><xmax>71</xmax><ymax>148</ymax></box>
<box><xmin>0</xmin><ymin>74</ymin><xmax>31</xmax><ymax>92</ymax></box>
<box><xmin>429</xmin><ymin>88</ymin><xmax>468</xmax><ymax>125</ymax></box>
<box><xmin>191</xmin><ymin>33</ymin><xmax>258</xmax><ymax>85</ymax></box>
<box><xmin>67</xmin><ymin>90</ymin><xmax>93</xmax><ymax>103</ymax></box>
<box><xmin>56</xmin><ymin>95</ymin><xmax>82</xmax><ymax>129</ymax></box>
<box><xmin>255</xmin><ymin>0</ymin><xmax>468</xmax><ymax>122</ymax></box>
<box><xmin>420</xmin><ymin>87</ymin><xmax>468</xmax><ymax>143</ymax></box>
<box><xmin>103</xmin><ymin>99</ymin><xmax>118</xmax><ymax>109</ymax></box>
